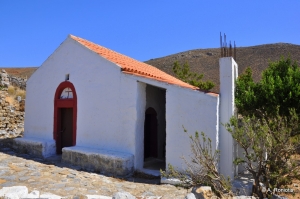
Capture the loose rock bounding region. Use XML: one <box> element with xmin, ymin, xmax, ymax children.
<box><xmin>185</xmin><ymin>193</ymin><xmax>197</xmax><ymax>199</ymax></box>
<box><xmin>112</xmin><ymin>191</ymin><xmax>136</xmax><ymax>199</ymax></box>
<box><xmin>192</xmin><ymin>186</ymin><xmax>213</xmax><ymax>199</ymax></box>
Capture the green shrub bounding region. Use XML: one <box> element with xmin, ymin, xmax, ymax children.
<box><xmin>225</xmin><ymin>109</ymin><xmax>300</xmax><ymax>198</ymax></box>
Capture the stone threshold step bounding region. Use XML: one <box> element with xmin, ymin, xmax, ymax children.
<box><xmin>62</xmin><ymin>146</ymin><xmax>134</xmax><ymax>177</ymax></box>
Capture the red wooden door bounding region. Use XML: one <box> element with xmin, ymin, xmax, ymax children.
<box><xmin>59</xmin><ymin>108</ymin><xmax>73</xmax><ymax>152</ymax></box>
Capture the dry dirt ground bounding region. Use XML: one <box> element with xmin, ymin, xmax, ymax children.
<box><xmin>276</xmin><ymin>179</ymin><xmax>300</xmax><ymax>199</ymax></box>
<box><xmin>273</xmin><ymin>154</ymin><xmax>300</xmax><ymax>199</ymax></box>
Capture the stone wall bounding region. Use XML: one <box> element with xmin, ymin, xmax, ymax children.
<box><xmin>0</xmin><ymin>91</ymin><xmax>24</xmax><ymax>138</ymax></box>
<box><xmin>8</xmin><ymin>75</ymin><xmax>27</xmax><ymax>90</ymax></box>
<box><xmin>0</xmin><ymin>69</ymin><xmax>27</xmax><ymax>90</ymax></box>
<box><xmin>0</xmin><ymin>69</ymin><xmax>10</xmax><ymax>88</ymax></box>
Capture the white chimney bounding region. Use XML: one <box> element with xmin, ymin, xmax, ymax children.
<box><xmin>219</xmin><ymin>57</ymin><xmax>238</xmax><ymax>180</ymax></box>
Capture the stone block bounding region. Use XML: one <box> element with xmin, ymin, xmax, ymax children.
<box><xmin>40</xmin><ymin>193</ymin><xmax>62</xmax><ymax>199</ymax></box>
<box><xmin>62</xmin><ymin>146</ymin><xmax>134</xmax><ymax>177</ymax></box>
<box><xmin>0</xmin><ymin>186</ymin><xmax>28</xmax><ymax>198</ymax></box>
<box><xmin>192</xmin><ymin>186</ymin><xmax>213</xmax><ymax>199</ymax></box>
<box><xmin>185</xmin><ymin>193</ymin><xmax>197</xmax><ymax>199</ymax></box>
<box><xmin>13</xmin><ymin>137</ymin><xmax>56</xmax><ymax>158</ymax></box>
<box><xmin>85</xmin><ymin>195</ymin><xmax>112</xmax><ymax>199</ymax></box>
<box><xmin>161</xmin><ymin>177</ymin><xmax>190</xmax><ymax>185</ymax></box>
<box><xmin>112</xmin><ymin>191</ymin><xmax>136</xmax><ymax>199</ymax></box>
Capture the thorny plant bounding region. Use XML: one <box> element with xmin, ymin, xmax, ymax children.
<box><xmin>161</xmin><ymin>126</ymin><xmax>232</xmax><ymax>198</ymax></box>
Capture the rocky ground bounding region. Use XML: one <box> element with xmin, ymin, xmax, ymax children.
<box><xmin>0</xmin><ymin>139</ymin><xmax>191</xmax><ymax>199</ymax></box>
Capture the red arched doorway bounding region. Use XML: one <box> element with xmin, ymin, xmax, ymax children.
<box><xmin>144</xmin><ymin>107</ymin><xmax>158</xmax><ymax>159</ymax></box>
<box><xmin>54</xmin><ymin>81</ymin><xmax>77</xmax><ymax>154</ymax></box>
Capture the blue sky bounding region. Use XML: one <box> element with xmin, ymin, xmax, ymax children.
<box><xmin>0</xmin><ymin>1</ymin><xmax>299</xmax><ymax>67</ymax></box>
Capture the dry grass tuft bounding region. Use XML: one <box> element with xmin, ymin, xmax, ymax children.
<box><xmin>5</xmin><ymin>85</ymin><xmax>26</xmax><ymax>111</ymax></box>
<box><xmin>16</xmin><ymin>89</ymin><xmax>26</xmax><ymax>99</ymax></box>
<box><xmin>7</xmin><ymin>85</ymin><xmax>26</xmax><ymax>99</ymax></box>
<box><xmin>7</xmin><ymin>85</ymin><xmax>16</xmax><ymax>95</ymax></box>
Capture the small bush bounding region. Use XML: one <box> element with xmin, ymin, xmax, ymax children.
<box><xmin>161</xmin><ymin>127</ymin><xmax>232</xmax><ymax>198</ymax></box>
<box><xmin>7</xmin><ymin>85</ymin><xmax>15</xmax><ymax>95</ymax></box>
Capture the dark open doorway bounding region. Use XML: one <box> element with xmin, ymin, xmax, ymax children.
<box><xmin>144</xmin><ymin>107</ymin><xmax>158</xmax><ymax>159</ymax></box>
<box><xmin>143</xmin><ymin>84</ymin><xmax>166</xmax><ymax>171</ymax></box>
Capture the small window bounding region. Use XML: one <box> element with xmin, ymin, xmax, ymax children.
<box><xmin>65</xmin><ymin>74</ymin><xmax>70</xmax><ymax>81</ymax></box>
<box><xmin>60</xmin><ymin>87</ymin><xmax>73</xmax><ymax>99</ymax></box>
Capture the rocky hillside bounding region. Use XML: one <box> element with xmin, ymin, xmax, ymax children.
<box><xmin>145</xmin><ymin>43</ymin><xmax>300</xmax><ymax>93</ymax></box>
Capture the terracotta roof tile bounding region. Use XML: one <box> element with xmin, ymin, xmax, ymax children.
<box><xmin>69</xmin><ymin>35</ymin><xmax>218</xmax><ymax>96</ymax></box>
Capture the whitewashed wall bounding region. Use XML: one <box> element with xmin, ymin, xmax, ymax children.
<box><xmin>166</xmin><ymin>87</ymin><xmax>219</xmax><ymax>170</ymax></box>
<box><xmin>134</xmin><ymin>82</ymin><xmax>146</xmax><ymax>169</ymax></box>
<box><xmin>25</xmin><ymin>36</ymin><xmax>138</xmax><ymax>156</ymax></box>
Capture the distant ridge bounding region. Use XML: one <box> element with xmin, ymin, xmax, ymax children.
<box><xmin>145</xmin><ymin>43</ymin><xmax>300</xmax><ymax>93</ymax></box>
<box><xmin>0</xmin><ymin>67</ymin><xmax>38</xmax><ymax>79</ymax></box>
<box><xmin>1</xmin><ymin>43</ymin><xmax>300</xmax><ymax>93</ymax></box>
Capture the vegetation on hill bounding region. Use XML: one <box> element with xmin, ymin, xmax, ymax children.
<box><xmin>172</xmin><ymin>61</ymin><xmax>214</xmax><ymax>91</ymax></box>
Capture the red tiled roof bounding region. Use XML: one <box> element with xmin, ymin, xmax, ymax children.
<box><xmin>69</xmin><ymin>35</ymin><xmax>218</xmax><ymax>96</ymax></box>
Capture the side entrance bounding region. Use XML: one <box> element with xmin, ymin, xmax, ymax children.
<box><xmin>54</xmin><ymin>81</ymin><xmax>77</xmax><ymax>154</ymax></box>
<box><xmin>143</xmin><ymin>84</ymin><xmax>166</xmax><ymax>171</ymax></box>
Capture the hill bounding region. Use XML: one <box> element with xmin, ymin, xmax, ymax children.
<box><xmin>1</xmin><ymin>43</ymin><xmax>300</xmax><ymax>93</ymax></box>
<box><xmin>145</xmin><ymin>43</ymin><xmax>300</xmax><ymax>93</ymax></box>
<box><xmin>0</xmin><ymin>67</ymin><xmax>38</xmax><ymax>79</ymax></box>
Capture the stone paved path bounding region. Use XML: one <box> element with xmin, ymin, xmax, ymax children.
<box><xmin>0</xmin><ymin>144</ymin><xmax>190</xmax><ymax>198</ymax></box>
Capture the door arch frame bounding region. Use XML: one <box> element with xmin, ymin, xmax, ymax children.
<box><xmin>53</xmin><ymin>81</ymin><xmax>77</xmax><ymax>152</ymax></box>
